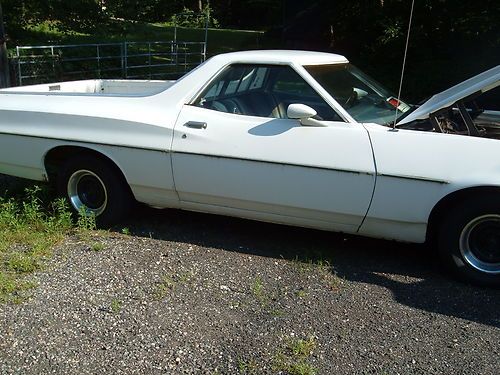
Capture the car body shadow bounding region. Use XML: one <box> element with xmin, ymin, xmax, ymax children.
<box><xmin>121</xmin><ymin>205</ymin><xmax>500</xmax><ymax>328</ymax></box>
<box><xmin>247</xmin><ymin>118</ymin><xmax>299</xmax><ymax>136</ymax></box>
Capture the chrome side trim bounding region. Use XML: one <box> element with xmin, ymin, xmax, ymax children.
<box><xmin>0</xmin><ymin>131</ymin><xmax>169</xmax><ymax>152</ymax></box>
<box><xmin>173</xmin><ymin>151</ymin><xmax>375</xmax><ymax>176</ymax></box>
<box><xmin>377</xmin><ymin>173</ymin><xmax>450</xmax><ymax>184</ymax></box>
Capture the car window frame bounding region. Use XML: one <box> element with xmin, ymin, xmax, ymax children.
<box><xmin>293</xmin><ymin>63</ymin><xmax>357</xmax><ymax>123</ymax></box>
<box><xmin>188</xmin><ymin>62</ymin><xmax>349</xmax><ymax>123</ymax></box>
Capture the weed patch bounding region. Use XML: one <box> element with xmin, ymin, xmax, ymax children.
<box><xmin>154</xmin><ymin>275</ymin><xmax>176</xmax><ymax>299</ymax></box>
<box><xmin>251</xmin><ymin>276</ymin><xmax>265</xmax><ymax>301</ymax></box>
<box><xmin>77</xmin><ymin>206</ymin><xmax>97</xmax><ymax>231</ymax></box>
<box><xmin>273</xmin><ymin>336</ymin><xmax>318</xmax><ymax>375</ymax></box>
<box><xmin>153</xmin><ymin>270</ymin><xmax>195</xmax><ymax>300</ymax></box>
<box><xmin>110</xmin><ymin>298</ymin><xmax>122</xmax><ymax>313</ymax></box>
<box><xmin>295</xmin><ymin>288</ymin><xmax>308</xmax><ymax>298</ymax></box>
<box><xmin>238</xmin><ymin>358</ymin><xmax>258</xmax><ymax>374</ymax></box>
<box><xmin>0</xmin><ymin>185</ymin><xmax>73</xmax><ymax>303</ymax></box>
<box><xmin>90</xmin><ymin>242</ymin><xmax>104</xmax><ymax>252</ymax></box>
<box><xmin>249</xmin><ymin>276</ymin><xmax>287</xmax><ymax>317</ymax></box>
<box><xmin>292</xmin><ymin>257</ymin><xmax>342</xmax><ymax>291</ymax></box>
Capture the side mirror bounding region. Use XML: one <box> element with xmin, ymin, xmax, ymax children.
<box><xmin>287</xmin><ymin>104</ymin><xmax>327</xmax><ymax>127</ymax></box>
<box><xmin>287</xmin><ymin>103</ymin><xmax>317</xmax><ymax>119</ymax></box>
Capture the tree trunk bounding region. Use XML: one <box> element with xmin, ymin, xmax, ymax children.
<box><xmin>0</xmin><ymin>2</ymin><xmax>10</xmax><ymax>88</ymax></box>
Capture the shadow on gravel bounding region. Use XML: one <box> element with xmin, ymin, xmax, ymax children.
<box><xmin>1</xmin><ymin>174</ymin><xmax>497</xmax><ymax>328</ymax></box>
<box><xmin>123</xmin><ymin>204</ymin><xmax>500</xmax><ymax>328</ymax></box>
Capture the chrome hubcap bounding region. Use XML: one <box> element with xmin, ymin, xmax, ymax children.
<box><xmin>459</xmin><ymin>214</ymin><xmax>500</xmax><ymax>274</ymax></box>
<box><xmin>67</xmin><ymin>170</ymin><xmax>107</xmax><ymax>216</ymax></box>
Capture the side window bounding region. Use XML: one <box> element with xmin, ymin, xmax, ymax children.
<box><xmin>271</xmin><ymin>68</ymin><xmax>343</xmax><ymax>121</ymax></box>
<box><xmin>273</xmin><ymin>69</ymin><xmax>317</xmax><ymax>96</ymax></box>
<box><xmin>193</xmin><ymin>64</ymin><xmax>343</xmax><ymax>121</ymax></box>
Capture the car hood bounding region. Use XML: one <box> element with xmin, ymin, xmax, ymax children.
<box><xmin>397</xmin><ymin>65</ymin><xmax>500</xmax><ymax>125</ymax></box>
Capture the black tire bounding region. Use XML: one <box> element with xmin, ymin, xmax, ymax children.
<box><xmin>57</xmin><ymin>154</ymin><xmax>133</xmax><ymax>227</ymax></box>
<box><xmin>437</xmin><ymin>194</ymin><xmax>500</xmax><ymax>287</ymax></box>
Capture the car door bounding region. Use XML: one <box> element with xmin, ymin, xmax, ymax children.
<box><xmin>171</xmin><ymin>64</ymin><xmax>376</xmax><ymax>233</ymax></box>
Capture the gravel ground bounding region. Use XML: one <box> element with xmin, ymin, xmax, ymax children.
<box><xmin>1</xmin><ymin>176</ymin><xmax>499</xmax><ymax>374</ymax></box>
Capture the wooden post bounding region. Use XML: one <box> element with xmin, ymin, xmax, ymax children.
<box><xmin>0</xmin><ymin>1</ymin><xmax>10</xmax><ymax>88</ymax></box>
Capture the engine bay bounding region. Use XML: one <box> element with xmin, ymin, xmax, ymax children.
<box><xmin>398</xmin><ymin>89</ymin><xmax>500</xmax><ymax>140</ymax></box>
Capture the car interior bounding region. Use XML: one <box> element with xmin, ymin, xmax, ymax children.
<box><xmin>193</xmin><ymin>64</ymin><xmax>343</xmax><ymax>122</ymax></box>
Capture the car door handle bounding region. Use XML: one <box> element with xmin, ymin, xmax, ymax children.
<box><xmin>184</xmin><ymin>121</ymin><xmax>207</xmax><ymax>129</ymax></box>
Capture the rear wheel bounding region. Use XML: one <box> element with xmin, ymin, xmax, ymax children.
<box><xmin>438</xmin><ymin>195</ymin><xmax>500</xmax><ymax>287</ymax></box>
<box><xmin>57</xmin><ymin>155</ymin><xmax>132</xmax><ymax>227</ymax></box>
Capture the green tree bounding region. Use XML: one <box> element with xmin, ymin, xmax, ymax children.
<box><xmin>2</xmin><ymin>0</ymin><xmax>103</xmax><ymax>32</ymax></box>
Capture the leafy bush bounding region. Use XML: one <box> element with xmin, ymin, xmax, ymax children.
<box><xmin>169</xmin><ymin>6</ymin><xmax>220</xmax><ymax>29</ymax></box>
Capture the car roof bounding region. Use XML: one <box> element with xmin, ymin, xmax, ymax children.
<box><xmin>209</xmin><ymin>50</ymin><xmax>349</xmax><ymax>66</ymax></box>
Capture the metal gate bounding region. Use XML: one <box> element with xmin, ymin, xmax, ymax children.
<box><xmin>12</xmin><ymin>40</ymin><xmax>206</xmax><ymax>86</ymax></box>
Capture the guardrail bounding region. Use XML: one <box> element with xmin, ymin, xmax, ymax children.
<box><xmin>12</xmin><ymin>40</ymin><xmax>206</xmax><ymax>86</ymax></box>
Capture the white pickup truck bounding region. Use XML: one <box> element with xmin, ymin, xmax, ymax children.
<box><xmin>1</xmin><ymin>50</ymin><xmax>499</xmax><ymax>285</ymax></box>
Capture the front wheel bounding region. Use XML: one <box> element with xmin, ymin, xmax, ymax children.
<box><xmin>438</xmin><ymin>195</ymin><xmax>500</xmax><ymax>287</ymax></box>
<box><xmin>57</xmin><ymin>155</ymin><xmax>133</xmax><ymax>227</ymax></box>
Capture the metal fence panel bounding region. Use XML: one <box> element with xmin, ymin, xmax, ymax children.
<box><xmin>11</xmin><ymin>40</ymin><xmax>206</xmax><ymax>86</ymax></box>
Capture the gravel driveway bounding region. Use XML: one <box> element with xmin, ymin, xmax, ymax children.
<box><xmin>1</xmin><ymin>178</ymin><xmax>499</xmax><ymax>374</ymax></box>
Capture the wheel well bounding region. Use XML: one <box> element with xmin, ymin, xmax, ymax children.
<box><xmin>44</xmin><ymin>146</ymin><xmax>128</xmax><ymax>186</ymax></box>
<box><xmin>426</xmin><ymin>186</ymin><xmax>500</xmax><ymax>244</ymax></box>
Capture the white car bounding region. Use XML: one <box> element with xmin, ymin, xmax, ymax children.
<box><xmin>0</xmin><ymin>50</ymin><xmax>499</xmax><ymax>286</ymax></box>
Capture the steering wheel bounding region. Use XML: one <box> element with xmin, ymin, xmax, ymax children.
<box><xmin>344</xmin><ymin>89</ymin><xmax>358</xmax><ymax>108</ymax></box>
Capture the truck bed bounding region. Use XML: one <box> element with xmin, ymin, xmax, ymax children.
<box><xmin>0</xmin><ymin>79</ymin><xmax>176</xmax><ymax>96</ymax></box>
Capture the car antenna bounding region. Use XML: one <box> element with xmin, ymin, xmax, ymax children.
<box><xmin>392</xmin><ymin>0</ymin><xmax>415</xmax><ymax>130</ymax></box>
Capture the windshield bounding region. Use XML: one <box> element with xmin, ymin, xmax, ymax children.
<box><xmin>305</xmin><ymin>64</ymin><xmax>411</xmax><ymax>125</ymax></box>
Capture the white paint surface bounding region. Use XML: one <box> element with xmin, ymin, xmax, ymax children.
<box><xmin>0</xmin><ymin>50</ymin><xmax>499</xmax><ymax>244</ymax></box>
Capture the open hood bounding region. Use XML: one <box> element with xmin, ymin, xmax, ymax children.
<box><xmin>397</xmin><ymin>65</ymin><xmax>500</xmax><ymax>125</ymax></box>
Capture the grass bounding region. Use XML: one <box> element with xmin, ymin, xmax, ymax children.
<box><xmin>154</xmin><ymin>270</ymin><xmax>195</xmax><ymax>299</ymax></box>
<box><xmin>154</xmin><ymin>275</ymin><xmax>176</xmax><ymax>299</ymax></box>
<box><xmin>238</xmin><ymin>358</ymin><xmax>258</xmax><ymax>374</ymax></box>
<box><xmin>91</xmin><ymin>242</ymin><xmax>104</xmax><ymax>252</ymax></box>
<box><xmin>270</xmin><ymin>308</ymin><xmax>285</xmax><ymax>317</ymax></box>
<box><xmin>289</xmin><ymin>337</ymin><xmax>317</xmax><ymax>358</ymax></box>
<box><xmin>8</xmin><ymin>19</ymin><xmax>266</xmax><ymax>58</ymax></box>
<box><xmin>7</xmin><ymin>18</ymin><xmax>269</xmax><ymax>85</ymax></box>
<box><xmin>76</xmin><ymin>206</ymin><xmax>97</xmax><ymax>231</ymax></box>
<box><xmin>251</xmin><ymin>276</ymin><xmax>265</xmax><ymax>301</ymax></box>
<box><xmin>0</xmin><ymin>185</ymin><xmax>74</xmax><ymax>303</ymax></box>
<box><xmin>0</xmin><ymin>182</ymin><xmax>102</xmax><ymax>303</ymax></box>
<box><xmin>250</xmin><ymin>275</ymin><xmax>273</xmax><ymax>309</ymax></box>
<box><xmin>295</xmin><ymin>289</ymin><xmax>308</xmax><ymax>298</ymax></box>
<box><xmin>276</xmin><ymin>360</ymin><xmax>317</xmax><ymax>375</ymax></box>
<box><xmin>249</xmin><ymin>276</ymin><xmax>287</xmax><ymax>317</ymax></box>
<box><xmin>110</xmin><ymin>298</ymin><xmax>122</xmax><ymax>313</ymax></box>
<box><xmin>273</xmin><ymin>336</ymin><xmax>318</xmax><ymax>375</ymax></box>
<box><xmin>292</xmin><ymin>257</ymin><xmax>342</xmax><ymax>291</ymax></box>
